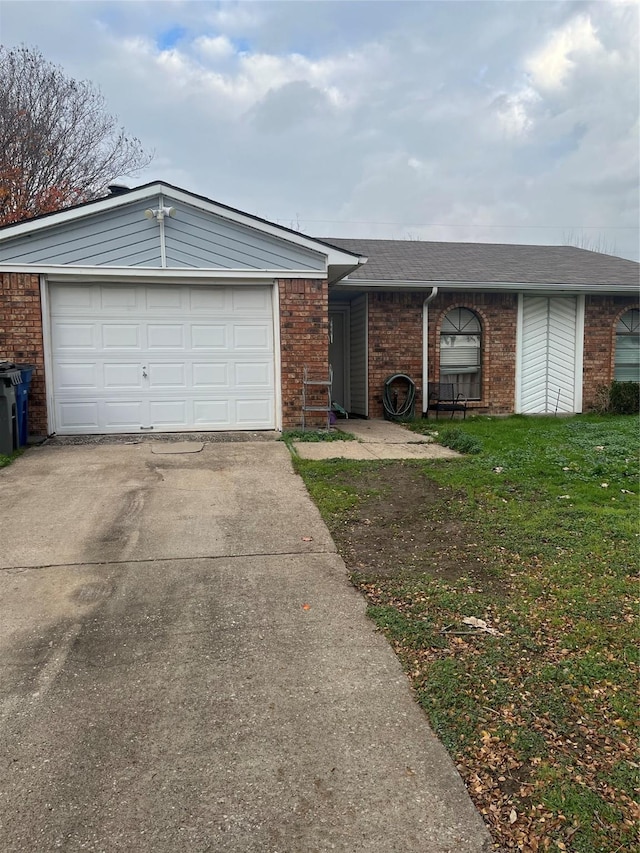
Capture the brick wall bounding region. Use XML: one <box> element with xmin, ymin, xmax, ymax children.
<box><xmin>582</xmin><ymin>295</ymin><xmax>638</xmax><ymax>411</ymax></box>
<box><xmin>367</xmin><ymin>292</ymin><xmax>425</xmax><ymax>417</ymax></box>
<box><xmin>278</xmin><ymin>278</ymin><xmax>329</xmax><ymax>429</ymax></box>
<box><xmin>366</xmin><ymin>291</ymin><xmax>518</xmax><ymax>418</ymax></box>
<box><xmin>0</xmin><ymin>273</ymin><xmax>47</xmax><ymax>436</ymax></box>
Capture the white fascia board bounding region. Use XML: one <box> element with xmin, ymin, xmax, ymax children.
<box><xmin>332</xmin><ymin>278</ymin><xmax>638</xmax><ymax>294</ymax></box>
<box><xmin>1</xmin><ymin>264</ymin><xmax>327</xmax><ymax>283</ymax></box>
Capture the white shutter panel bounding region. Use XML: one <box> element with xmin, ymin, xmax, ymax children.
<box><xmin>520</xmin><ymin>297</ymin><xmax>577</xmax><ymax>414</ymax></box>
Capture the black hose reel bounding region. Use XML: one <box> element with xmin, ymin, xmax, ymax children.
<box><xmin>382</xmin><ymin>373</ymin><xmax>416</xmax><ymax>422</ymax></box>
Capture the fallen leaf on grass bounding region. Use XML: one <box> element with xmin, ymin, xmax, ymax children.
<box><xmin>509</xmin><ymin>809</ymin><xmax>517</xmax><ymax>824</ymax></box>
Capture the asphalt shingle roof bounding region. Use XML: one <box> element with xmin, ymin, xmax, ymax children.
<box><xmin>319</xmin><ymin>238</ymin><xmax>639</xmax><ymax>286</ymax></box>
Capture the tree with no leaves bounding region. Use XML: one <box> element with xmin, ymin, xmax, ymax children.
<box><xmin>0</xmin><ymin>45</ymin><xmax>153</xmax><ymax>225</ymax></box>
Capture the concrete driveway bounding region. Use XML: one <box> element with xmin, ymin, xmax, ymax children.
<box><xmin>0</xmin><ymin>441</ymin><xmax>491</xmax><ymax>853</ymax></box>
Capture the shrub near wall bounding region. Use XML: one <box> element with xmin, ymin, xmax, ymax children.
<box><xmin>609</xmin><ymin>381</ymin><xmax>639</xmax><ymax>414</ymax></box>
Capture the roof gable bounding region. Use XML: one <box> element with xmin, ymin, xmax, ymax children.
<box><xmin>0</xmin><ymin>182</ymin><xmax>362</xmax><ymax>273</ymax></box>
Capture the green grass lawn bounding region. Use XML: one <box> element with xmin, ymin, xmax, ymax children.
<box><xmin>294</xmin><ymin>414</ymin><xmax>639</xmax><ymax>853</ymax></box>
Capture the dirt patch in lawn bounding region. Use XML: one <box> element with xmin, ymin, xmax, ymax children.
<box><xmin>324</xmin><ymin>462</ymin><xmax>494</xmax><ymax>587</ymax></box>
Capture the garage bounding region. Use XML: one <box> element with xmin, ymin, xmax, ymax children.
<box><xmin>49</xmin><ymin>282</ymin><xmax>276</xmax><ymax>434</ymax></box>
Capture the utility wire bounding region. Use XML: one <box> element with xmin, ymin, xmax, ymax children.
<box><xmin>272</xmin><ymin>218</ymin><xmax>637</xmax><ymax>230</ymax></box>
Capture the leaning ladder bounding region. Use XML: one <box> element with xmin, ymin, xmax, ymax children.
<box><xmin>301</xmin><ymin>365</ymin><xmax>333</xmax><ymax>431</ymax></box>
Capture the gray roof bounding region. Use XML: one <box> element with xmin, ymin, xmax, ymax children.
<box><xmin>319</xmin><ymin>238</ymin><xmax>639</xmax><ymax>287</ymax></box>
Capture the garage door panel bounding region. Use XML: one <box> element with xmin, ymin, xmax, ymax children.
<box><xmin>50</xmin><ymin>283</ymin><xmax>276</xmax><ymax>433</ymax></box>
<box><xmin>193</xmin><ymin>400</ymin><xmax>231</xmax><ymax>424</ymax></box>
<box><xmin>57</xmin><ymin>401</ymin><xmax>100</xmax><ymax>429</ymax></box>
<box><xmin>232</xmin><ymin>288</ymin><xmax>271</xmax><ymax>311</ymax></box>
<box><xmin>149</xmin><ymin>400</ymin><xmax>188</xmax><ymax>426</ymax></box>
<box><xmin>101</xmin><ymin>287</ymin><xmax>138</xmax><ymax>309</ymax></box>
<box><xmin>103</xmin><ymin>363</ymin><xmax>142</xmax><ymax>389</ymax></box>
<box><xmin>233</xmin><ymin>325</ymin><xmax>271</xmax><ymax>349</ymax></box>
<box><xmin>235</xmin><ymin>362</ymin><xmax>272</xmax><ymax>387</ymax></box>
<box><xmin>52</xmin><ymin>284</ymin><xmax>94</xmax><ymax>310</ymax></box>
<box><xmin>189</xmin><ymin>288</ymin><xmax>226</xmax><ymax>311</ymax></box>
<box><xmin>102</xmin><ymin>324</ymin><xmax>140</xmax><ymax>349</ymax></box>
<box><xmin>192</xmin><ymin>363</ymin><xmax>229</xmax><ymax>387</ymax></box>
<box><xmin>147</xmin><ymin>324</ymin><xmax>185</xmax><ymax>349</ymax></box>
<box><xmin>57</xmin><ymin>363</ymin><xmax>98</xmax><ymax>389</ymax></box>
<box><xmin>236</xmin><ymin>398</ymin><xmax>273</xmax><ymax>424</ymax></box>
<box><xmin>145</xmin><ymin>287</ymin><xmax>183</xmax><ymax>310</ymax></box>
<box><xmin>104</xmin><ymin>400</ymin><xmax>145</xmax><ymax>426</ymax></box>
<box><xmin>148</xmin><ymin>363</ymin><xmax>187</xmax><ymax>387</ymax></box>
<box><xmin>54</xmin><ymin>323</ymin><xmax>96</xmax><ymax>350</ymax></box>
<box><xmin>191</xmin><ymin>325</ymin><xmax>227</xmax><ymax>349</ymax></box>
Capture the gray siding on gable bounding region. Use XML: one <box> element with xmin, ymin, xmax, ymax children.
<box><xmin>162</xmin><ymin>200</ymin><xmax>324</xmax><ymax>271</ymax></box>
<box><xmin>0</xmin><ymin>194</ymin><xmax>326</xmax><ymax>272</ymax></box>
<box><xmin>0</xmin><ymin>201</ymin><xmax>162</xmax><ymax>267</ymax></box>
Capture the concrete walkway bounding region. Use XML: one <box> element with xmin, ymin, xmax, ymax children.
<box><xmin>294</xmin><ymin>418</ymin><xmax>460</xmax><ymax>460</ymax></box>
<box><xmin>0</xmin><ymin>442</ymin><xmax>490</xmax><ymax>852</ymax></box>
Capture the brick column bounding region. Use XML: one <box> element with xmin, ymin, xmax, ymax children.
<box><xmin>367</xmin><ymin>292</ymin><xmax>424</xmax><ymax>418</ymax></box>
<box><xmin>582</xmin><ymin>296</ymin><xmax>638</xmax><ymax>411</ymax></box>
<box><xmin>0</xmin><ymin>273</ymin><xmax>47</xmax><ymax>436</ymax></box>
<box><xmin>278</xmin><ymin>278</ymin><xmax>329</xmax><ymax>429</ymax></box>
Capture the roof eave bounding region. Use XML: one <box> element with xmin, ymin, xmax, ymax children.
<box><xmin>332</xmin><ymin>278</ymin><xmax>638</xmax><ymax>294</ymax></box>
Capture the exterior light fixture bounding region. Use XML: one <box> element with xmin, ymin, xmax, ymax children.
<box><xmin>144</xmin><ymin>207</ymin><xmax>176</xmax><ymax>221</ymax></box>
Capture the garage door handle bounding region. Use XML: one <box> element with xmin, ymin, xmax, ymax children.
<box><xmin>142</xmin><ymin>367</ymin><xmax>148</xmax><ymax>378</ymax></box>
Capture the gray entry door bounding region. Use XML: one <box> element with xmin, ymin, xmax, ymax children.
<box><xmin>329</xmin><ymin>309</ymin><xmax>348</xmax><ymax>410</ymax></box>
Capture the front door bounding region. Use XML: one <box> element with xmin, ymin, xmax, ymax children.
<box><xmin>329</xmin><ymin>309</ymin><xmax>349</xmax><ymax>411</ymax></box>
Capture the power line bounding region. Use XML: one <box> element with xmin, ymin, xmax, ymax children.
<box><xmin>272</xmin><ymin>218</ymin><xmax>637</xmax><ymax>230</ymax></box>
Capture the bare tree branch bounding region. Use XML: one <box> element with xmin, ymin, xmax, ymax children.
<box><xmin>0</xmin><ymin>44</ymin><xmax>154</xmax><ymax>224</ymax></box>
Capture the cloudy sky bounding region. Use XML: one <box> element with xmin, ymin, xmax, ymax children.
<box><xmin>1</xmin><ymin>0</ymin><xmax>638</xmax><ymax>259</ymax></box>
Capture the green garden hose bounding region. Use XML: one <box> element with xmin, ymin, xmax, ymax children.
<box><xmin>383</xmin><ymin>373</ymin><xmax>416</xmax><ymax>421</ymax></box>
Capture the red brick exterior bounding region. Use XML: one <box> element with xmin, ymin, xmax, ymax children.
<box><xmin>0</xmin><ymin>273</ymin><xmax>47</xmax><ymax>436</ymax></box>
<box><xmin>0</xmin><ymin>270</ymin><xmax>635</xmax><ymax>438</ymax></box>
<box><xmin>366</xmin><ymin>291</ymin><xmax>518</xmax><ymax>418</ymax></box>
<box><xmin>582</xmin><ymin>296</ymin><xmax>638</xmax><ymax>411</ymax></box>
<box><xmin>367</xmin><ymin>293</ymin><xmax>425</xmax><ymax>417</ymax></box>
<box><xmin>278</xmin><ymin>278</ymin><xmax>329</xmax><ymax>429</ymax></box>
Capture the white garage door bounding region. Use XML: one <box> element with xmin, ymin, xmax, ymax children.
<box><xmin>518</xmin><ymin>296</ymin><xmax>579</xmax><ymax>414</ymax></box>
<box><xmin>50</xmin><ymin>283</ymin><xmax>276</xmax><ymax>434</ymax></box>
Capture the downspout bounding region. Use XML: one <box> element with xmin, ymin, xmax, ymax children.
<box><xmin>158</xmin><ymin>194</ymin><xmax>167</xmax><ymax>269</ymax></box>
<box><xmin>422</xmin><ymin>287</ymin><xmax>439</xmax><ymax>415</ymax></box>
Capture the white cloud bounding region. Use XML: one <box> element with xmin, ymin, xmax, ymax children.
<box><xmin>525</xmin><ymin>14</ymin><xmax>603</xmax><ymax>90</ymax></box>
<box><xmin>494</xmin><ymin>86</ymin><xmax>540</xmax><ymax>138</ymax></box>
<box><xmin>193</xmin><ymin>35</ymin><xmax>235</xmax><ymax>61</ymax></box>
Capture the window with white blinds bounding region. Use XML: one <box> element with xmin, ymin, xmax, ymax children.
<box><xmin>440</xmin><ymin>308</ymin><xmax>482</xmax><ymax>399</ymax></box>
<box><xmin>615</xmin><ymin>309</ymin><xmax>640</xmax><ymax>382</ymax></box>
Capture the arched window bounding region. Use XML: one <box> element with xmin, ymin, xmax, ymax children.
<box><xmin>615</xmin><ymin>309</ymin><xmax>640</xmax><ymax>382</ymax></box>
<box><xmin>440</xmin><ymin>308</ymin><xmax>482</xmax><ymax>400</ymax></box>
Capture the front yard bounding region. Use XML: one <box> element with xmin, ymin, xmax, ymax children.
<box><xmin>294</xmin><ymin>415</ymin><xmax>639</xmax><ymax>853</ymax></box>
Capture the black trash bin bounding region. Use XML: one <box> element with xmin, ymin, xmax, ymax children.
<box><xmin>0</xmin><ymin>362</ymin><xmax>22</xmax><ymax>456</ymax></box>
